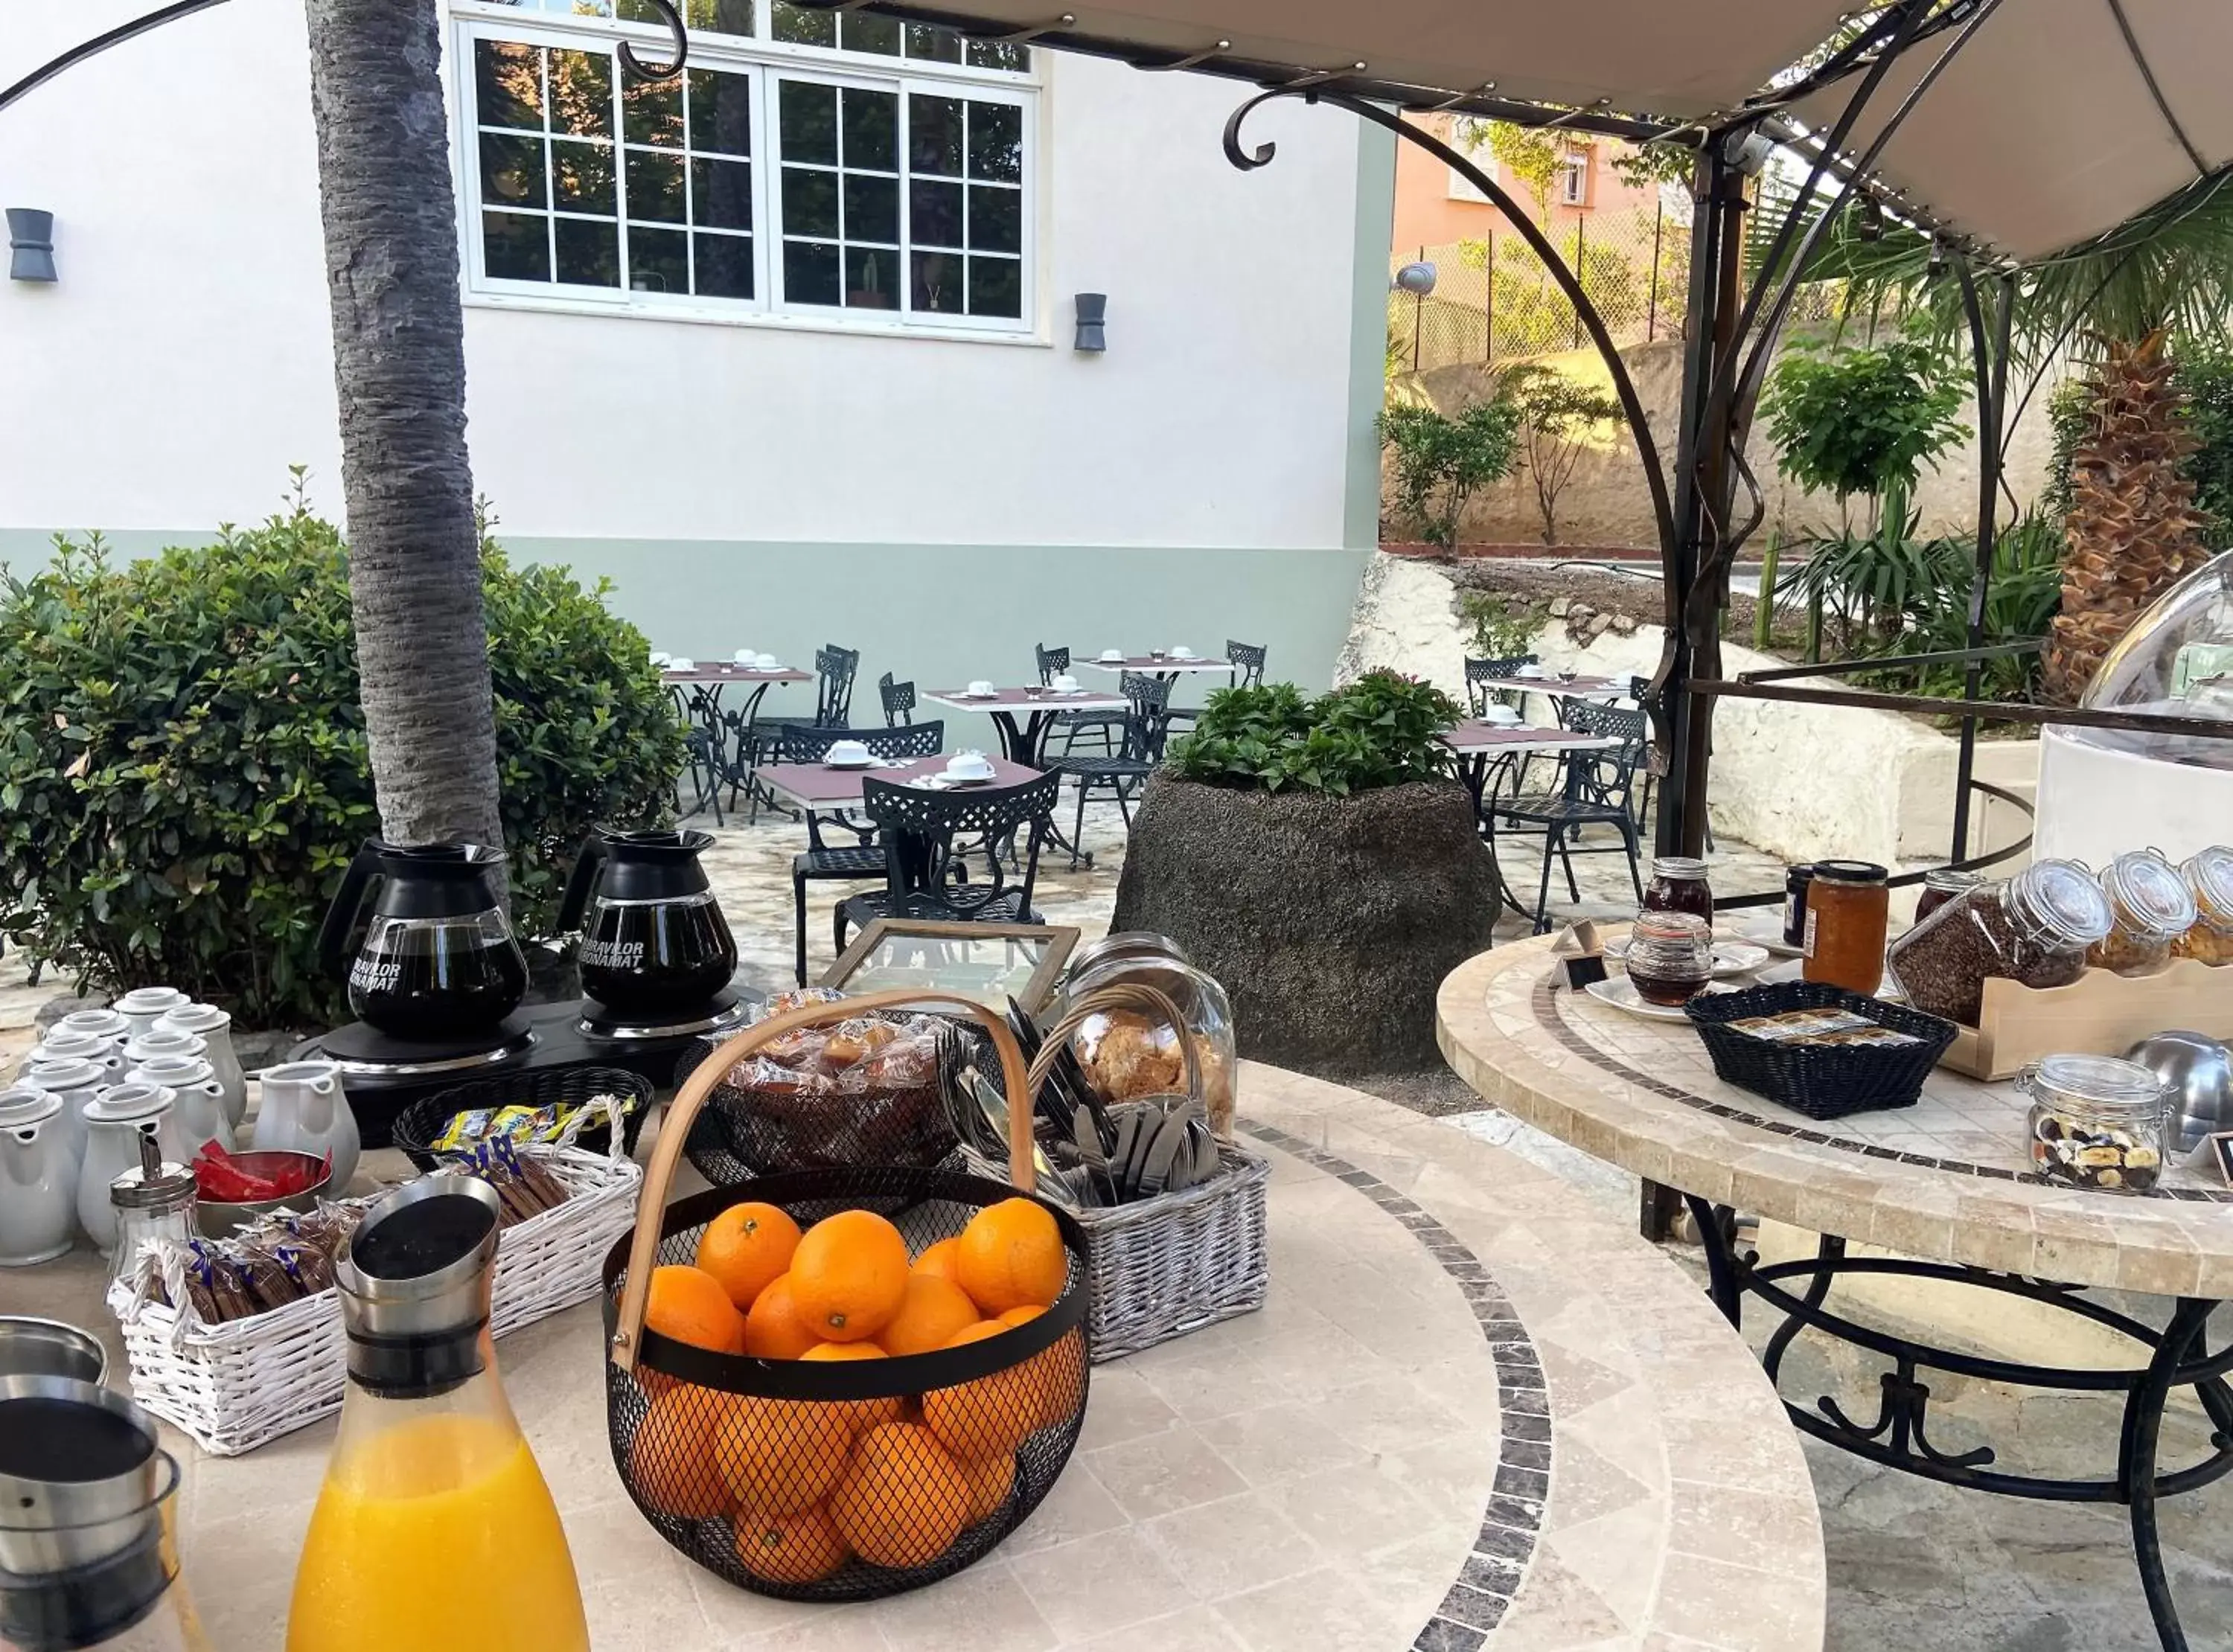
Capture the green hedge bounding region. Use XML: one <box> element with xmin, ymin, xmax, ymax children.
<box><xmin>0</xmin><ymin>485</ymin><xmax>686</xmax><ymax>1027</ymax></box>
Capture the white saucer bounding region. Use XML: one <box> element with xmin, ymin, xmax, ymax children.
<box><xmin>1604</xmin><ymin>938</ymin><xmax>1770</xmax><ymax>979</ymax></box>
<box><xmin>1583</xmin><ymin>976</ymin><xmax>1730</xmax><ymax>1021</ymax></box>
<box><xmin>823</xmin><ymin>757</ymin><xmax>875</xmax><ymax>770</ymax></box>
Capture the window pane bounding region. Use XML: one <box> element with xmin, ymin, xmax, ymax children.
<box><xmin>688</xmin><ymin>68</ymin><xmax>750</xmax><ymax>157</ymax></box>
<box><xmin>693</xmin><ymin>157</ymin><xmax>754</xmax><ymax>231</ymax></box>
<box><xmin>846</xmin><ymin>246</ymin><xmax>898</xmax><ymax>309</ymax></box>
<box><xmin>969</xmin><ymin>254</ymin><xmax>1020</xmax><ymax>318</ymax></box>
<box><xmin>967</xmin><ymin>40</ymin><xmax>1030</xmax><ymax>72</ymax></box>
<box><xmin>696</xmin><ymin>231</ymin><xmax>755</xmax><ymax>298</ymax></box>
<box><xmin>782</xmin><ymin>167</ymin><xmax>839</xmax><ymax>237</ymax></box>
<box><xmin>912</xmin><ymin>250</ymin><xmax>963</xmax><ymax>314</ymax></box>
<box><xmin>476</xmin><ymin>39</ymin><xmax>544</xmax><ymax>131</ymax></box>
<box><xmin>843</xmin><ymin>174</ymin><xmax>898</xmax><ymax>245</ymax></box>
<box><xmin>552</xmin><ymin>139</ymin><xmax>617</xmax><ymax>213</ymax></box>
<box><xmin>770</xmin><ymin>2</ymin><xmax>834</xmax><ymax>47</ymax></box>
<box><xmin>481</xmin><ymin>132</ymin><xmax>547</xmax><ymax>209</ymax></box>
<box><xmin>622</xmin><ymin>74</ymin><xmax>683</xmax><ymax>147</ymax></box>
<box><xmin>969</xmin><ymin>183</ymin><xmax>1020</xmax><ymax>254</ymax></box>
<box><xmin>624</xmin><ymin>148</ymin><xmax>686</xmax><ymax>222</ymax></box>
<box><xmin>910</xmin><ymin>179</ymin><xmax>962</xmax><ymax>248</ymax></box>
<box><xmin>555</xmin><ymin>217</ymin><xmax>620</xmax><ymax>286</ymax></box>
<box><xmin>681</xmin><ymin>0</ymin><xmax>753</xmax><ymax>32</ymax></box>
<box><xmin>628</xmin><ymin>225</ymin><xmax>689</xmax><ymax>292</ymax></box>
<box><xmin>779</xmin><ymin>81</ymin><xmax>838</xmax><ymax>164</ymax></box>
<box><xmin>968</xmin><ymin>103</ymin><xmax>1022</xmax><ymax>183</ymax></box>
<box><xmin>911</xmin><ymin>96</ymin><xmax>962</xmax><ymax>177</ymax></box>
<box><xmin>548</xmin><ymin>50</ymin><xmax>614</xmax><ymax>138</ymax></box>
<box><xmin>785</xmin><ymin>240</ymin><xmax>840</xmax><ymax>305</ymax></box>
<box><xmin>842</xmin><ymin>13</ymin><xmax>901</xmax><ymax>56</ymax></box>
<box><xmin>904</xmin><ymin>23</ymin><xmax>962</xmax><ymax>62</ymax></box>
<box><xmin>483</xmin><ymin>211</ymin><xmax>549</xmax><ymax>281</ymax></box>
<box><xmin>842</xmin><ymin>89</ymin><xmax>898</xmax><ymax>171</ymax></box>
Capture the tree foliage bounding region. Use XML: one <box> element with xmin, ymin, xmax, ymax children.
<box><xmin>1760</xmin><ymin>333</ymin><xmax>1970</xmax><ymax>505</ymax></box>
<box><xmin>1500</xmin><ymin>363</ymin><xmax>1624</xmax><ymax>545</ymax></box>
<box><xmin>1379</xmin><ymin>397</ymin><xmax>1525</xmax><ymax>549</ymax></box>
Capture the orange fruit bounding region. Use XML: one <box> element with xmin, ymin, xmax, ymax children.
<box><xmin>734</xmin><ymin>1502</ymin><xmax>849</xmax><ymax>1587</ymax></box>
<box><xmin>715</xmin><ymin>1395</ymin><xmax>854</xmax><ymax>1515</ymax></box>
<box><xmin>914</xmin><ymin>1237</ymin><xmax>970</xmax><ymax>1299</ymax></box>
<box><xmin>921</xmin><ymin>1322</ymin><xmax>1038</xmax><ymax>1461</ymax></box>
<box><xmin>801</xmin><ymin>1342</ymin><xmax>904</xmax><ymax>1432</ymax></box>
<box><xmin>647</xmin><ymin>1264</ymin><xmax>745</xmax><ymax>1355</ymax></box>
<box><xmin>878</xmin><ymin>1275</ymin><xmax>983</xmax><ymax>1357</ymax></box>
<box><xmin>629</xmin><ymin>1388</ymin><xmax>736</xmax><ymax>1519</ymax></box>
<box><xmin>744</xmin><ymin>1273</ymin><xmax>821</xmax><ymax>1361</ymax></box>
<box><xmin>995</xmin><ymin>1305</ymin><xmax>1045</xmax><ymax>1331</ymax></box>
<box><xmin>1023</xmin><ymin>1326</ymin><xmax>1087</xmax><ymax>1429</ymax></box>
<box><xmin>828</xmin><ymin>1423</ymin><xmax>970</xmax><ymax>1569</ymax></box>
<box><xmin>953</xmin><ymin>1199</ymin><xmax>1065</xmax><ymax>1315</ymax></box>
<box><xmin>790</xmin><ymin>1210</ymin><xmax>910</xmax><ymax>1343</ymax></box>
<box><xmin>695</xmin><ymin>1203</ymin><xmax>802</xmax><ymax>1312</ymax></box>
<box><xmin>961</xmin><ymin>1451</ymin><xmax>1015</xmax><ymax>1524</ymax></box>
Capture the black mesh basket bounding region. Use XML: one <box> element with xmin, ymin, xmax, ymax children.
<box><xmin>605</xmin><ymin>992</ymin><xmax>1091</xmax><ymax>1604</ymax></box>
<box><xmin>389</xmin><ymin>1066</ymin><xmax>655</xmax><ymax>1171</ymax></box>
<box><xmin>1684</xmin><ymin>981</ymin><xmax>1957</xmax><ymax>1121</ymax></box>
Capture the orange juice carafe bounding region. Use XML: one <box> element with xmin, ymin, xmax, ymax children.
<box><xmin>286</xmin><ymin>1178</ymin><xmax>588</xmax><ymax>1652</ymax></box>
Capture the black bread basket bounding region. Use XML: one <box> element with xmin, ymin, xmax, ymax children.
<box><xmin>1684</xmin><ymin>981</ymin><xmax>1955</xmax><ymax>1122</ymax></box>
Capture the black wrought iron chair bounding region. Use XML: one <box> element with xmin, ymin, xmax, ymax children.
<box><xmin>740</xmin><ymin>644</ymin><xmax>862</xmax><ymax>821</ymax></box>
<box><xmin>878</xmin><ymin>672</ymin><xmax>916</xmax><ymax>727</ymax></box>
<box><xmin>1036</xmin><ymin>643</ymin><xmax>1121</xmax><ymax>757</ymax></box>
<box><xmin>1486</xmin><ymin>699</ymin><xmax>1647</xmax><ymax>932</ymax></box>
<box><xmin>1464</xmin><ymin>653</ymin><xmax>1539</xmax><ymax>716</ymax></box>
<box><xmin>835</xmin><ymin>769</ymin><xmax>1061</xmax><ymax>956</ymax></box>
<box><xmin>676</xmin><ymin>723</ymin><xmax>725</xmax><ymax>825</ymax></box>
<box><xmin>1043</xmin><ymin>671</ymin><xmax>1171</xmax><ymax>870</ymax></box>
<box><xmin>1226</xmin><ymin>640</ymin><xmax>1268</xmax><ymax>688</ymax></box>
<box><xmin>777</xmin><ymin>721</ymin><xmax>945</xmax><ymax>984</ymax></box>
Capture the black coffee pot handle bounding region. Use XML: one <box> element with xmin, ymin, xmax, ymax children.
<box><xmin>317</xmin><ymin>840</ymin><xmax>385</xmax><ymax>977</ymax></box>
<box><xmin>558</xmin><ymin>831</ymin><xmax>609</xmax><ymax>936</ymax></box>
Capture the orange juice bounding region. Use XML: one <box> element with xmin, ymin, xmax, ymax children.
<box><xmin>286</xmin><ymin>1413</ymin><xmax>589</xmax><ymax>1652</ymax></box>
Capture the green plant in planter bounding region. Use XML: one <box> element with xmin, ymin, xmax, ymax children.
<box><xmin>1166</xmin><ymin>672</ymin><xmax>1461</xmax><ymax>796</ymax></box>
<box><xmin>0</xmin><ymin>479</ymin><xmax>685</xmax><ymax>1027</ymax></box>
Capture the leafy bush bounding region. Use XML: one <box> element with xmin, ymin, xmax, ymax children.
<box><xmin>0</xmin><ymin>481</ymin><xmax>686</xmax><ymax>1027</ymax></box>
<box><xmin>1500</xmin><ymin>363</ymin><xmax>1624</xmax><ymax>545</ymax></box>
<box><xmin>1167</xmin><ymin>673</ymin><xmax>1461</xmax><ymax>796</ymax></box>
<box><xmin>1379</xmin><ymin>397</ymin><xmax>1524</xmax><ymax>550</ymax></box>
<box><xmin>1762</xmin><ymin>334</ymin><xmax>1971</xmax><ymax>507</ymax></box>
<box><xmin>1457</xmin><ymin>590</ymin><xmax>1545</xmax><ymax>659</ymax></box>
<box><xmin>2175</xmin><ymin>340</ymin><xmax>2233</xmax><ymax>537</ymax></box>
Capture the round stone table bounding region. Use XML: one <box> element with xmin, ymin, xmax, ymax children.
<box><xmin>15</xmin><ymin>1063</ymin><xmax>1823</xmax><ymax>1652</ymax></box>
<box><xmin>1437</xmin><ymin>938</ymin><xmax>2233</xmax><ymax>1652</ymax></box>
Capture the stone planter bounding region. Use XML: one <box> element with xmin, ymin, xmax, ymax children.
<box><xmin>1110</xmin><ymin>774</ymin><xmax>1497</xmax><ymax>1074</ymax></box>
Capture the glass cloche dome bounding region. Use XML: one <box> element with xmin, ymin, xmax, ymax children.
<box><xmin>2074</xmin><ymin>551</ymin><xmax>2233</xmax><ymax>769</ymax></box>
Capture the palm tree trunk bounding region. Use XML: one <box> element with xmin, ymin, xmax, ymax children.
<box><xmin>304</xmin><ymin>0</ymin><xmax>503</xmax><ymax>851</ymax></box>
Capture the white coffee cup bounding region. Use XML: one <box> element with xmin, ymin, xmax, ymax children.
<box><xmin>1486</xmin><ymin>705</ymin><xmax>1521</xmax><ymax>726</ymax></box>
<box><xmin>1052</xmin><ymin>674</ymin><xmax>1081</xmax><ymax>693</ymax></box>
<box><xmin>754</xmin><ymin>653</ymin><xmax>781</xmax><ymax>670</ymax></box>
<box><xmin>1515</xmin><ymin>662</ymin><xmax>1547</xmax><ymax>679</ymax></box>
<box><xmin>649</xmin><ymin>650</ymin><xmax>673</xmax><ymax>666</ymax></box>
<box><xmin>1099</xmin><ymin>649</ymin><xmax>1124</xmax><ymax>662</ymax></box>
<box><xmin>1171</xmin><ymin>645</ymin><xmax>1197</xmax><ymax>659</ymax></box>
<box><xmin>733</xmin><ymin>648</ymin><xmax>755</xmax><ymax>665</ymax></box>
<box><xmin>947</xmin><ymin>751</ymin><xmax>997</xmax><ymax>780</ymax></box>
<box><xmin>826</xmin><ymin>740</ymin><xmax>872</xmax><ymax>766</ymax></box>
<box><xmin>967</xmin><ymin>679</ymin><xmax>998</xmax><ymax>697</ymax></box>
<box><xmin>670</xmin><ymin>657</ymin><xmax>697</xmax><ymax>672</ymax></box>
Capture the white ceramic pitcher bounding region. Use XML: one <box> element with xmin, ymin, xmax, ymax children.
<box><xmin>130</xmin><ymin>1057</ymin><xmax>234</xmax><ymax>1155</ymax></box>
<box><xmin>0</xmin><ymin>1091</ymin><xmax>79</xmax><ymax>1267</ymax></box>
<box><xmin>251</xmin><ymin>1060</ymin><xmax>359</xmax><ymax>1193</ymax></box>
<box><xmin>77</xmin><ymin>1084</ymin><xmax>191</xmax><ymax>1252</ymax></box>
<box><xmin>114</xmin><ymin>987</ymin><xmax>191</xmax><ymax>1040</ymax></box>
<box><xmin>123</xmin><ymin>1028</ymin><xmax>204</xmax><ymax>1073</ymax></box>
<box><xmin>157</xmin><ymin>1004</ymin><xmax>246</xmax><ymax>1128</ymax></box>
<box><xmin>21</xmin><ymin>1060</ymin><xmax>100</xmax><ymax>1165</ymax></box>
<box><xmin>19</xmin><ymin>1028</ymin><xmax>124</xmax><ymax>1086</ymax></box>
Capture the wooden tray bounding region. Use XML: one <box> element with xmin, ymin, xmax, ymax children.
<box><xmin>1940</xmin><ymin>958</ymin><xmax>2233</xmax><ymax>1079</ymax></box>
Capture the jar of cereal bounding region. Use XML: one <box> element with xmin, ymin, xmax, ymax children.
<box><xmin>2088</xmin><ymin>849</ymin><xmax>2195</xmax><ymax>977</ymax></box>
<box><xmin>2173</xmin><ymin>845</ymin><xmax>2233</xmax><ymax>966</ymax></box>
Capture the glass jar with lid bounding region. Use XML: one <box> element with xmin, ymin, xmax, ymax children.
<box><xmin>1886</xmin><ymin>859</ymin><xmax>2114</xmax><ymax>1026</ymax></box>
<box><xmin>2088</xmin><ymin>849</ymin><xmax>2196</xmax><ymax>976</ymax></box>
<box><xmin>2016</xmin><ymin>1053</ymin><xmax>2169</xmax><ymax>1192</ymax></box>
<box><xmin>2173</xmin><ymin>845</ymin><xmax>2233</xmax><ymax>965</ymax></box>
<box><xmin>1642</xmin><ymin>857</ymin><xmax>1714</xmax><ymax>930</ymax></box>
<box><xmin>1802</xmin><ymin>860</ymin><xmax>1890</xmax><ymax>996</ymax></box>
<box><xmin>1063</xmin><ymin>948</ymin><xmax>1236</xmax><ymax>1140</ymax></box>
<box><xmin>1914</xmin><ymin>868</ymin><xmax>1982</xmax><ymax>925</ymax></box>
<box><xmin>1623</xmin><ymin>912</ymin><xmax>1713</xmax><ymax>1006</ymax></box>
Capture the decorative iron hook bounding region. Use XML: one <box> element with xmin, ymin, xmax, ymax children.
<box><xmin>1220</xmin><ymin>69</ymin><xmax>1359</xmax><ymax>170</ymax></box>
<box><xmin>619</xmin><ymin>0</ymin><xmax>687</xmax><ymax>82</ymax></box>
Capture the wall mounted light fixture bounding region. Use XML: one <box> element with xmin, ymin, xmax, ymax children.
<box><xmin>1073</xmin><ymin>292</ymin><xmax>1107</xmax><ymax>353</ymax></box>
<box><xmin>1392</xmin><ymin>260</ymin><xmax>1437</xmax><ymax>296</ymax></box>
<box><xmin>7</xmin><ymin>209</ymin><xmax>56</xmax><ymax>283</ymax></box>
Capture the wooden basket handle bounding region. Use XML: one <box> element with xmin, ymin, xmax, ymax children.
<box><xmin>1026</xmin><ymin>982</ymin><xmax>1199</xmax><ymax>1101</ymax></box>
<box><xmin>610</xmin><ymin>989</ymin><xmax>1033</xmax><ymax>1374</ymax></box>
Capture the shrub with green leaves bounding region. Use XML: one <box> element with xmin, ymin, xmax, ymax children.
<box><xmin>1166</xmin><ymin>672</ymin><xmax>1461</xmax><ymax>796</ymax></box>
<box><xmin>1379</xmin><ymin>397</ymin><xmax>1524</xmax><ymax>550</ymax></box>
<box><xmin>1762</xmin><ymin>334</ymin><xmax>1971</xmax><ymax>507</ymax></box>
<box><xmin>0</xmin><ymin>484</ymin><xmax>686</xmax><ymax>1027</ymax></box>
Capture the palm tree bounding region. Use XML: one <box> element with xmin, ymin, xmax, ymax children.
<box><xmin>302</xmin><ymin>0</ymin><xmax>503</xmax><ymax>848</ymax></box>
<box><xmin>1826</xmin><ymin>170</ymin><xmax>2233</xmax><ymax>703</ymax></box>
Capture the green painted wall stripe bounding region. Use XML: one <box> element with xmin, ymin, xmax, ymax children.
<box><xmin>1346</xmin><ymin>118</ymin><xmax>1397</xmax><ymax>551</ymax></box>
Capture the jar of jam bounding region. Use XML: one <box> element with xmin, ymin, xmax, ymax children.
<box><xmin>1783</xmin><ymin>865</ymin><xmax>1816</xmax><ymax>949</ymax></box>
<box><xmin>1914</xmin><ymin>868</ymin><xmax>1981</xmax><ymax>925</ymax></box>
<box><xmin>2173</xmin><ymin>845</ymin><xmax>2233</xmax><ymax>966</ymax></box>
<box><xmin>1803</xmin><ymin>860</ymin><xmax>1891</xmax><ymax>996</ymax></box>
<box><xmin>1643</xmin><ymin>857</ymin><xmax>1714</xmax><ymax>931</ymax></box>
<box><xmin>1624</xmin><ymin>912</ymin><xmax>1713</xmax><ymax>1006</ymax></box>
<box><xmin>2089</xmin><ymin>849</ymin><xmax>2194</xmax><ymax>977</ymax></box>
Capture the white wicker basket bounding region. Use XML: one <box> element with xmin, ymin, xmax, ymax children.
<box><xmin>106</xmin><ymin>1129</ymin><xmax>641</xmax><ymax>1456</ymax></box>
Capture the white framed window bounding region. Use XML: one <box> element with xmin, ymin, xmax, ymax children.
<box><xmin>450</xmin><ymin>1</ymin><xmax>1037</xmax><ymax>335</ymax></box>
<box><xmin>1556</xmin><ymin>150</ymin><xmax>1590</xmax><ymax>208</ymax></box>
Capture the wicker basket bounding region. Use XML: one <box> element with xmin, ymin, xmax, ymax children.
<box><xmin>1685</xmin><ymin>981</ymin><xmax>1958</xmax><ymax>1121</ymax></box>
<box><xmin>389</xmin><ymin>1065</ymin><xmax>656</xmax><ymax>1172</ymax></box>
<box><xmin>107</xmin><ymin>1113</ymin><xmax>641</xmax><ymax>1456</ymax></box>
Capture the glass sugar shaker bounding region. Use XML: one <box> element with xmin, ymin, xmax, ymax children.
<box><xmin>107</xmin><ymin>1134</ymin><xmax>197</xmax><ymax>1287</ymax></box>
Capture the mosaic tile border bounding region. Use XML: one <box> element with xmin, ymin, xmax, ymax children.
<box><xmin>1529</xmin><ymin>977</ymin><xmax>2233</xmax><ymax>1206</ymax></box>
<box><xmin>1236</xmin><ymin>1119</ymin><xmax>1545</xmax><ymax>1651</ymax></box>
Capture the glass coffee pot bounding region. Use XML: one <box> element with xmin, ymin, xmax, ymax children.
<box><xmin>557</xmin><ymin>828</ymin><xmax>737</xmax><ymax>1013</ymax></box>
<box><xmin>316</xmin><ymin>842</ymin><xmax>528</xmax><ymax>1038</ymax></box>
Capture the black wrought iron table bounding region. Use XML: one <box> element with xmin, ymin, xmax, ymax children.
<box><xmin>1438</xmin><ymin>936</ymin><xmax>2233</xmax><ymax>1652</ymax></box>
<box><xmin>922</xmin><ymin>686</ymin><xmax>1129</xmax><ymax>868</ymax></box>
<box><xmin>662</xmin><ymin>663</ymin><xmax>811</xmax><ymax>821</ymax></box>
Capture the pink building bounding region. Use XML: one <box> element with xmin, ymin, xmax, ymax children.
<box><xmin>1390</xmin><ymin>114</ymin><xmax>1661</xmax><ymax>256</ymax></box>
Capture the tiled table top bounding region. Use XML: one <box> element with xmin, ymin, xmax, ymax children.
<box><xmin>16</xmin><ymin>1064</ymin><xmax>1820</xmax><ymax>1652</ymax></box>
<box><xmin>1438</xmin><ymin>937</ymin><xmax>2233</xmax><ymax>1299</ymax></box>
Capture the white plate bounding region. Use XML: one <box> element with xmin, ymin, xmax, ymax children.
<box><xmin>1584</xmin><ymin>976</ymin><xmax>1728</xmax><ymax>1021</ymax></box>
<box><xmin>823</xmin><ymin>757</ymin><xmax>875</xmax><ymax>770</ymax></box>
<box><xmin>1603</xmin><ymin>938</ymin><xmax>1769</xmax><ymax>979</ymax></box>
